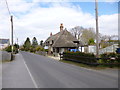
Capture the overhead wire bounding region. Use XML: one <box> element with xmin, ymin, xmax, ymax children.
<box><xmin>4</xmin><ymin>0</ymin><xmax>11</xmax><ymax>16</ymax></box>
<box><xmin>4</xmin><ymin>0</ymin><xmax>18</xmax><ymax>45</ymax></box>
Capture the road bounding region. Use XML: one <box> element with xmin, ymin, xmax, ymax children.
<box><xmin>2</xmin><ymin>51</ymin><xmax>118</xmax><ymax>88</ymax></box>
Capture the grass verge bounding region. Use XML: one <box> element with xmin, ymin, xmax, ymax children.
<box><xmin>60</xmin><ymin>60</ymin><xmax>119</xmax><ymax>70</ymax></box>
<box><xmin>2</xmin><ymin>60</ymin><xmax>12</xmax><ymax>63</ymax></box>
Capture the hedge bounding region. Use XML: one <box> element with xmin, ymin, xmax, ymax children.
<box><xmin>62</xmin><ymin>52</ymin><xmax>120</xmax><ymax>67</ymax></box>
<box><xmin>62</xmin><ymin>52</ymin><xmax>97</xmax><ymax>65</ymax></box>
<box><xmin>100</xmin><ymin>53</ymin><xmax>120</xmax><ymax>66</ymax></box>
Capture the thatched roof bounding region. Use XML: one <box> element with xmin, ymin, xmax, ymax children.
<box><xmin>45</xmin><ymin>29</ymin><xmax>79</xmax><ymax>48</ymax></box>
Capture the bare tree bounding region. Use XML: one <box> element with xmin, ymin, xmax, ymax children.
<box><xmin>99</xmin><ymin>35</ymin><xmax>118</xmax><ymax>48</ymax></box>
<box><xmin>100</xmin><ymin>35</ymin><xmax>118</xmax><ymax>42</ymax></box>
<box><xmin>70</xmin><ymin>26</ymin><xmax>96</xmax><ymax>45</ymax></box>
<box><xmin>70</xmin><ymin>26</ymin><xmax>84</xmax><ymax>40</ymax></box>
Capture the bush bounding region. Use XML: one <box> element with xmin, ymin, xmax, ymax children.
<box><xmin>100</xmin><ymin>53</ymin><xmax>119</xmax><ymax>67</ymax></box>
<box><xmin>35</xmin><ymin>46</ymin><xmax>45</xmax><ymax>52</ymax></box>
<box><xmin>45</xmin><ymin>49</ymin><xmax>48</xmax><ymax>52</ymax></box>
<box><xmin>4</xmin><ymin>45</ymin><xmax>18</xmax><ymax>54</ymax></box>
<box><xmin>100</xmin><ymin>53</ymin><xmax>118</xmax><ymax>63</ymax></box>
<box><xmin>63</xmin><ymin>52</ymin><xmax>97</xmax><ymax>65</ymax></box>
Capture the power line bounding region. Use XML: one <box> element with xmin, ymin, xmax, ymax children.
<box><xmin>5</xmin><ymin>0</ymin><xmax>11</xmax><ymax>16</ymax></box>
<box><xmin>4</xmin><ymin>0</ymin><xmax>18</xmax><ymax>44</ymax></box>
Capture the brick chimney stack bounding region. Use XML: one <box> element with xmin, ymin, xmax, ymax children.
<box><xmin>60</xmin><ymin>23</ymin><xmax>64</xmax><ymax>31</ymax></box>
<box><xmin>50</xmin><ymin>32</ymin><xmax>52</xmax><ymax>36</ymax></box>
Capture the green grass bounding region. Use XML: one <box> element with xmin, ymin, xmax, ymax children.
<box><xmin>60</xmin><ymin>60</ymin><xmax>119</xmax><ymax>70</ymax></box>
<box><xmin>1</xmin><ymin>60</ymin><xmax>12</xmax><ymax>63</ymax></box>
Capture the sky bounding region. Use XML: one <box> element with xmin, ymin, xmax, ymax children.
<box><xmin>0</xmin><ymin>0</ymin><xmax>119</xmax><ymax>45</ymax></box>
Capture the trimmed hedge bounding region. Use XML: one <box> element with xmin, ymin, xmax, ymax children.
<box><xmin>62</xmin><ymin>52</ymin><xmax>120</xmax><ymax>67</ymax></box>
<box><xmin>100</xmin><ymin>53</ymin><xmax>120</xmax><ymax>64</ymax></box>
<box><xmin>63</xmin><ymin>52</ymin><xmax>97</xmax><ymax>65</ymax></box>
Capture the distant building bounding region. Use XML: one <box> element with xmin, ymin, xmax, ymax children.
<box><xmin>0</xmin><ymin>39</ymin><xmax>10</xmax><ymax>50</ymax></box>
<box><xmin>44</xmin><ymin>23</ymin><xmax>80</xmax><ymax>55</ymax></box>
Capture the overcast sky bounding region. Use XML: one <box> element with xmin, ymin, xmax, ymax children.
<box><xmin>0</xmin><ymin>0</ymin><xmax>118</xmax><ymax>45</ymax></box>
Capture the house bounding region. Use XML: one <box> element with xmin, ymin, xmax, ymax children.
<box><xmin>0</xmin><ymin>39</ymin><xmax>10</xmax><ymax>50</ymax></box>
<box><xmin>44</xmin><ymin>23</ymin><xmax>80</xmax><ymax>56</ymax></box>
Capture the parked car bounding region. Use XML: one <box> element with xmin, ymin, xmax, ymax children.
<box><xmin>116</xmin><ymin>48</ymin><xmax>120</xmax><ymax>54</ymax></box>
<box><xmin>70</xmin><ymin>49</ymin><xmax>79</xmax><ymax>52</ymax></box>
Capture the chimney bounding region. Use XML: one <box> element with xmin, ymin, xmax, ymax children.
<box><xmin>60</xmin><ymin>23</ymin><xmax>64</xmax><ymax>31</ymax></box>
<box><xmin>50</xmin><ymin>32</ymin><xmax>52</xmax><ymax>36</ymax></box>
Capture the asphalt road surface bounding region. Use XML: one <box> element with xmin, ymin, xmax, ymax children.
<box><xmin>21</xmin><ymin>51</ymin><xmax>118</xmax><ymax>88</ymax></box>
<box><xmin>2</xmin><ymin>51</ymin><xmax>118</xmax><ymax>88</ymax></box>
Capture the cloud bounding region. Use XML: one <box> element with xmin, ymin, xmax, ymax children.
<box><xmin>0</xmin><ymin>1</ymin><xmax>118</xmax><ymax>45</ymax></box>
<box><xmin>99</xmin><ymin>14</ymin><xmax>118</xmax><ymax>35</ymax></box>
<box><xmin>32</xmin><ymin>0</ymin><xmax>119</xmax><ymax>2</ymax></box>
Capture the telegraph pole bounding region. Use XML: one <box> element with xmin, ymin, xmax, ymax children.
<box><xmin>95</xmin><ymin>0</ymin><xmax>99</xmax><ymax>58</ymax></box>
<box><xmin>11</xmin><ymin>15</ymin><xmax>14</xmax><ymax>60</ymax></box>
<box><xmin>17</xmin><ymin>38</ymin><xmax>19</xmax><ymax>52</ymax></box>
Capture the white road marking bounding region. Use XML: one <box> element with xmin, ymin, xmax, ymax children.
<box><xmin>21</xmin><ymin>54</ymin><xmax>38</xmax><ymax>88</ymax></box>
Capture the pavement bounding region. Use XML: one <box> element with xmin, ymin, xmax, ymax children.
<box><xmin>0</xmin><ymin>51</ymin><xmax>2</xmax><ymax>89</ymax></box>
<box><xmin>47</xmin><ymin>55</ymin><xmax>60</xmax><ymax>61</ymax></box>
<box><xmin>2</xmin><ymin>51</ymin><xmax>119</xmax><ymax>88</ymax></box>
<box><xmin>2</xmin><ymin>53</ymin><xmax>35</xmax><ymax>88</ymax></box>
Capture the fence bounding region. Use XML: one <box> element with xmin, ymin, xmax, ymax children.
<box><xmin>99</xmin><ymin>44</ymin><xmax>118</xmax><ymax>54</ymax></box>
<box><xmin>60</xmin><ymin>53</ymin><xmax>120</xmax><ymax>67</ymax></box>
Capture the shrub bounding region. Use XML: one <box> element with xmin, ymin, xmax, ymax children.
<box><xmin>100</xmin><ymin>53</ymin><xmax>119</xmax><ymax>67</ymax></box>
<box><xmin>4</xmin><ymin>45</ymin><xmax>18</xmax><ymax>53</ymax></box>
<box><xmin>45</xmin><ymin>49</ymin><xmax>48</xmax><ymax>52</ymax></box>
<box><xmin>63</xmin><ymin>52</ymin><xmax>97</xmax><ymax>65</ymax></box>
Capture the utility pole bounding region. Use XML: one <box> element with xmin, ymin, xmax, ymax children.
<box><xmin>17</xmin><ymin>38</ymin><xmax>18</xmax><ymax>46</ymax></box>
<box><xmin>11</xmin><ymin>15</ymin><xmax>14</xmax><ymax>60</ymax></box>
<box><xmin>17</xmin><ymin>38</ymin><xmax>19</xmax><ymax>52</ymax></box>
<box><xmin>95</xmin><ymin>0</ymin><xmax>99</xmax><ymax>58</ymax></box>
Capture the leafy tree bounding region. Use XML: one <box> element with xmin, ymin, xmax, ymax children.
<box><xmin>4</xmin><ymin>45</ymin><xmax>12</xmax><ymax>52</ymax></box>
<box><xmin>88</xmin><ymin>38</ymin><xmax>95</xmax><ymax>45</ymax></box>
<box><xmin>32</xmin><ymin>37</ymin><xmax>38</xmax><ymax>48</ymax></box>
<box><xmin>4</xmin><ymin>43</ymin><xmax>19</xmax><ymax>53</ymax></box>
<box><xmin>14</xmin><ymin>43</ymin><xmax>19</xmax><ymax>49</ymax></box>
<box><xmin>36</xmin><ymin>46</ymin><xmax>45</xmax><ymax>51</ymax></box>
<box><xmin>80</xmin><ymin>28</ymin><xmax>96</xmax><ymax>45</ymax></box>
<box><xmin>23</xmin><ymin>37</ymin><xmax>31</xmax><ymax>51</ymax></box>
<box><xmin>40</xmin><ymin>40</ymin><xmax>43</xmax><ymax>46</ymax></box>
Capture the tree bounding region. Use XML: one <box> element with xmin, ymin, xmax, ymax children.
<box><xmin>23</xmin><ymin>37</ymin><xmax>31</xmax><ymax>51</ymax></box>
<box><xmin>99</xmin><ymin>35</ymin><xmax>118</xmax><ymax>48</ymax></box>
<box><xmin>70</xmin><ymin>26</ymin><xmax>83</xmax><ymax>40</ymax></box>
<box><xmin>88</xmin><ymin>38</ymin><xmax>95</xmax><ymax>45</ymax></box>
<box><xmin>70</xmin><ymin>26</ymin><xmax>96</xmax><ymax>45</ymax></box>
<box><xmin>4</xmin><ymin>44</ymin><xmax>19</xmax><ymax>53</ymax></box>
<box><xmin>32</xmin><ymin>37</ymin><xmax>38</xmax><ymax>48</ymax></box>
<box><xmin>40</xmin><ymin>40</ymin><xmax>43</xmax><ymax>46</ymax></box>
<box><xmin>80</xmin><ymin>28</ymin><xmax>96</xmax><ymax>45</ymax></box>
<box><xmin>14</xmin><ymin>43</ymin><xmax>19</xmax><ymax>49</ymax></box>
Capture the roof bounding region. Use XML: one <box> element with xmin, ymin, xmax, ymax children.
<box><xmin>0</xmin><ymin>39</ymin><xmax>9</xmax><ymax>44</ymax></box>
<box><xmin>45</xmin><ymin>29</ymin><xmax>79</xmax><ymax>48</ymax></box>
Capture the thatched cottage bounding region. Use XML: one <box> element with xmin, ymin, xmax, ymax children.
<box><xmin>44</xmin><ymin>24</ymin><xmax>79</xmax><ymax>55</ymax></box>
